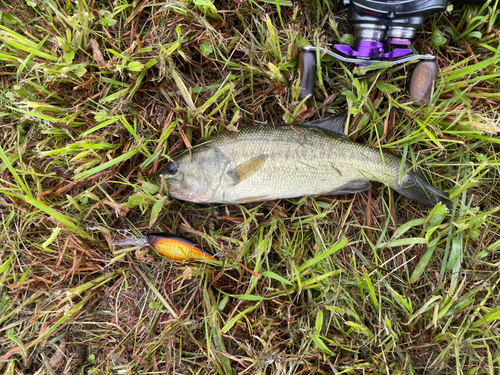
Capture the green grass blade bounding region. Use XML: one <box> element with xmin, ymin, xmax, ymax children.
<box><xmin>299</xmin><ymin>238</ymin><xmax>347</xmax><ymax>272</ymax></box>
<box><xmin>74</xmin><ymin>148</ymin><xmax>139</xmax><ymax>180</ymax></box>
<box><xmin>0</xmin><ymin>145</ymin><xmax>31</xmax><ymax>197</ymax></box>
<box><xmin>25</xmin><ymin>196</ymin><xmax>93</xmax><ymax>240</ymax></box>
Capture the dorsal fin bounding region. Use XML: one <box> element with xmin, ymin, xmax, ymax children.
<box><xmin>301</xmin><ymin>112</ymin><xmax>348</xmax><ymax>138</ymax></box>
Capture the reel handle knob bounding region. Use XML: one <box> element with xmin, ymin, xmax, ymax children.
<box><xmin>409</xmin><ymin>60</ymin><xmax>438</xmax><ymax>106</ymax></box>
<box><xmin>298</xmin><ymin>49</ymin><xmax>317</xmax><ymax>101</ymax></box>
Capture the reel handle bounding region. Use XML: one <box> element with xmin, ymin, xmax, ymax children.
<box><xmin>409</xmin><ymin>60</ymin><xmax>438</xmax><ymax>106</ymax></box>
<box><xmin>298</xmin><ymin>49</ymin><xmax>317</xmax><ymax>101</ymax></box>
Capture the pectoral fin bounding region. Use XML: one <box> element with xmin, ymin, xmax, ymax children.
<box><xmin>329</xmin><ymin>180</ymin><xmax>371</xmax><ymax>195</ymax></box>
<box><xmin>228</xmin><ymin>154</ymin><xmax>268</xmax><ymax>186</ymax></box>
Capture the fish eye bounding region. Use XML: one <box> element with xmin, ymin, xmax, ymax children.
<box><xmin>165</xmin><ymin>162</ymin><xmax>178</xmax><ymax>175</ymax></box>
<box><xmin>148</xmin><ymin>236</ymin><xmax>157</xmax><ymax>245</ymax></box>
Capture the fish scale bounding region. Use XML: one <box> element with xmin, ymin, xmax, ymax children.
<box><xmin>160</xmin><ymin>119</ymin><xmax>451</xmax><ymax>208</ymax></box>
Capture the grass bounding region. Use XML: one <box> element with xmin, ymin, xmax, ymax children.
<box><xmin>1</xmin><ymin>0</ymin><xmax>500</xmax><ymax>374</ymax></box>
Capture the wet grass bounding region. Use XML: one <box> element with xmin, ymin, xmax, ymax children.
<box><xmin>1</xmin><ymin>0</ymin><xmax>500</xmax><ymax>374</ymax></box>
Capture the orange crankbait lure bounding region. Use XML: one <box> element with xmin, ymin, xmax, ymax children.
<box><xmin>146</xmin><ymin>233</ymin><xmax>216</xmax><ymax>261</ymax></box>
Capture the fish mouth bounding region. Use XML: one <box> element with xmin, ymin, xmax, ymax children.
<box><xmin>162</xmin><ymin>173</ymin><xmax>183</xmax><ymax>192</ymax></box>
<box><xmin>167</xmin><ymin>174</ymin><xmax>215</xmax><ymax>202</ymax></box>
<box><xmin>161</xmin><ymin>173</ymin><xmax>208</xmax><ymax>202</ymax></box>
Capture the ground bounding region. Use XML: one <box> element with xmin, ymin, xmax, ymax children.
<box><xmin>1</xmin><ymin>0</ymin><xmax>500</xmax><ymax>374</ymax></box>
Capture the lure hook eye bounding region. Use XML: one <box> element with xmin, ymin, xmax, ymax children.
<box><xmin>147</xmin><ymin>233</ymin><xmax>175</xmax><ymax>246</ymax></box>
<box><xmin>147</xmin><ymin>233</ymin><xmax>169</xmax><ymax>246</ymax></box>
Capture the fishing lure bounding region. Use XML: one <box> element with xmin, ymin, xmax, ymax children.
<box><xmin>112</xmin><ymin>233</ymin><xmax>216</xmax><ymax>262</ymax></box>
<box><xmin>146</xmin><ymin>233</ymin><xmax>216</xmax><ymax>261</ymax></box>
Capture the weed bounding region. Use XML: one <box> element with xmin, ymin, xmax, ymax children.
<box><xmin>1</xmin><ymin>0</ymin><xmax>499</xmax><ymax>374</ymax></box>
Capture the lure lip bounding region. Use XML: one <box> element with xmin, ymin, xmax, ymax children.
<box><xmin>112</xmin><ymin>236</ymin><xmax>149</xmax><ymax>247</ymax></box>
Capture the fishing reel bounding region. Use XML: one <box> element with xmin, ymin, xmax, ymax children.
<box><xmin>299</xmin><ymin>0</ymin><xmax>487</xmax><ymax>105</ymax></box>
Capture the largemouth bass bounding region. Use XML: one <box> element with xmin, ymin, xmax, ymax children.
<box><xmin>159</xmin><ymin>115</ymin><xmax>451</xmax><ymax>208</ymax></box>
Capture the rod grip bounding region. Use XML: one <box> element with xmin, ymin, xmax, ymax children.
<box><xmin>298</xmin><ymin>50</ymin><xmax>317</xmax><ymax>101</ymax></box>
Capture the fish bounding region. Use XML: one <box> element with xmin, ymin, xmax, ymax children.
<box><xmin>112</xmin><ymin>234</ymin><xmax>216</xmax><ymax>261</ymax></box>
<box><xmin>158</xmin><ymin>114</ymin><xmax>451</xmax><ymax>209</ymax></box>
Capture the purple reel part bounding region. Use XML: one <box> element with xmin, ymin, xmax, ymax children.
<box><xmin>387</xmin><ymin>39</ymin><xmax>412</xmax><ymax>45</ymax></box>
<box><xmin>335</xmin><ymin>40</ymin><xmax>385</xmax><ymax>58</ymax></box>
<box><xmin>334</xmin><ymin>40</ymin><xmax>412</xmax><ymax>64</ymax></box>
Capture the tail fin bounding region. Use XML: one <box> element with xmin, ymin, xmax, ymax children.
<box><xmin>392</xmin><ymin>168</ymin><xmax>452</xmax><ymax>210</ymax></box>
